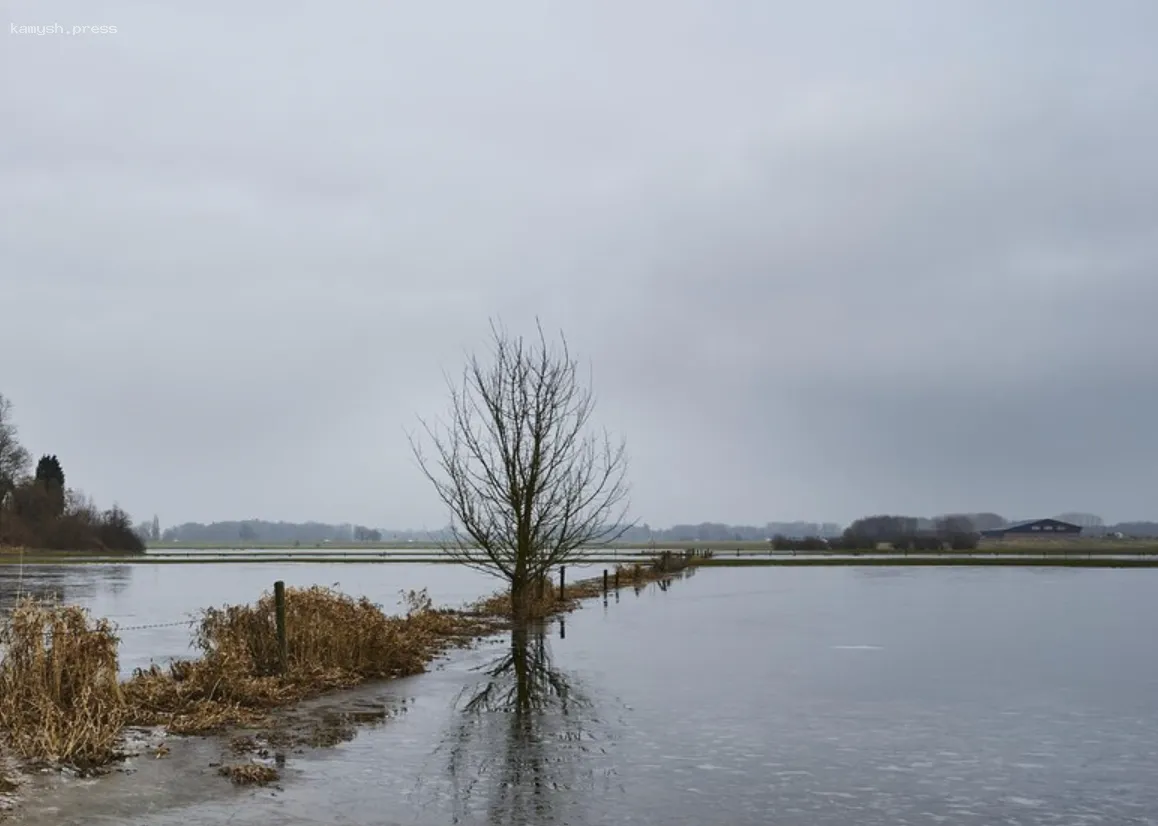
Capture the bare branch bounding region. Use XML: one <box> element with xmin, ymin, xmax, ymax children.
<box><xmin>410</xmin><ymin>320</ymin><xmax>632</xmax><ymax>619</ymax></box>
<box><xmin>0</xmin><ymin>393</ymin><xmax>32</xmax><ymax>497</ymax></box>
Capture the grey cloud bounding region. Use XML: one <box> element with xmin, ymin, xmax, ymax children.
<box><xmin>2</xmin><ymin>0</ymin><xmax>1156</xmax><ymax>528</ymax></box>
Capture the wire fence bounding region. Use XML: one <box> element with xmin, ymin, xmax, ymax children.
<box><xmin>112</xmin><ymin>618</ymin><xmax>199</xmax><ymax>633</ymax></box>
<box><xmin>4</xmin><ymin>565</ymin><xmax>675</xmax><ymax>641</ymax></box>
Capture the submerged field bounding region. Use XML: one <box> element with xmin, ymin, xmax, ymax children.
<box><xmin>4</xmin><ymin>536</ymin><xmax>1158</xmax><ymax>570</ymax></box>
<box><xmin>5</xmin><ymin>563</ymin><xmax>1158</xmax><ymax>825</ymax></box>
<box><xmin>145</xmin><ymin>537</ymin><xmax>1158</xmax><ymax>553</ymax></box>
<box><xmin>0</xmin><ymin>558</ymin><xmax>670</xmax><ymax>808</ymax></box>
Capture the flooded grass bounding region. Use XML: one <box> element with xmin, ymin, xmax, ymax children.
<box><xmin>694</xmin><ymin>556</ymin><xmax>1158</xmax><ymax>568</ymax></box>
<box><xmin>0</xmin><ymin>601</ymin><xmax>126</xmax><ymax>769</ymax></box>
<box><xmin>468</xmin><ymin>560</ymin><xmax>682</xmax><ymax>619</ymax></box>
<box><xmin>121</xmin><ymin>586</ymin><xmax>495</xmax><ymax>737</ymax></box>
<box><xmin>0</xmin><ymin>587</ymin><xmax>491</xmax><ymax>773</ymax></box>
<box><xmin>217</xmin><ymin>763</ymin><xmax>280</xmax><ymax>785</ymax></box>
<box><xmin>0</xmin><ymin>557</ymin><xmax>681</xmax><ymax>781</ymax></box>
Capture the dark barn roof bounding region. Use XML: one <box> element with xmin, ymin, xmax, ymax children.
<box><xmin>980</xmin><ymin>518</ymin><xmax>1082</xmax><ymax>538</ymax></box>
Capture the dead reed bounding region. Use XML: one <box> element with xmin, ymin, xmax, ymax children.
<box><xmin>469</xmin><ymin>561</ymin><xmax>675</xmax><ymax>620</ymax></box>
<box><xmin>122</xmin><ymin>586</ymin><xmax>492</xmax><ymax>735</ymax></box>
<box><xmin>218</xmin><ymin>763</ymin><xmax>280</xmax><ymax>785</ymax></box>
<box><xmin>0</xmin><ymin>556</ymin><xmax>675</xmax><ymax>774</ymax></box>
<box><xmin>0</xmin><ymin>599</ymin><xmax>126</xmax><ymax>768</ymax></box>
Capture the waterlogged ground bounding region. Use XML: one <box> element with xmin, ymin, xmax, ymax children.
<box><xmin>0</xmin><ymin>562</ymin><xmax>545</xmax><ymax>675</ymax></box>
<box><xmin>6</xmin><ymin>563</ymin><xmax>1158</xmax><ymax>824</ymax></box>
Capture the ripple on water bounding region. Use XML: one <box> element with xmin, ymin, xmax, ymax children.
<box><xmin>9</xmin><ymin>564</ymin><xmax>1158</xmax><ymax>825</ymax></box>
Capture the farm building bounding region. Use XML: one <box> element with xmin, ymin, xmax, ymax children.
<box><xmin>979</xmin><ymin>518</ymin><xmax>1082</xmax><ymax>539</ymax></box>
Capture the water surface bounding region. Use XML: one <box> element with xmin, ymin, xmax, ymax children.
<box><xmin>0</xmin><ymin>562</ymin><xmax>512</xmax><ymax>674</ymax></box>
<box><xmin>9</xmin><ymin>564</ymin><xmax>1158</xmax><ymax>824</ymax></box>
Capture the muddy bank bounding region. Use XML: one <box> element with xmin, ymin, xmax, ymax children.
<box><xmin>11</xmin><ymin>680</ymin><xmax>421</xmax><ymax>826</ymax></box>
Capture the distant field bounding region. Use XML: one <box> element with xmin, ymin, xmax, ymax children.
<box><xmin>146</xmin><ymin>540</ymin><xmax>772</xmax><ymax>552</ymax></box>
<box><xmin>0</xmin><ymin>551</ymin><xmax>636</xmax><ymax>566</ymax></box>
<box><xmin>980</xmin><ymin>537</ymin><xmax>1158</xmax><ymax>553</ymax></box>
<box><xmin>696</xmin><ymin>556</ymin><xmax>1158</xmax><ymax>568</ymax></box>
<box><xmin>150</xmin><ymin>541</ymin><xmax>447</xmax><ymax>550</ymax></box>
<box><xmin>5</xmin><ymin>540</ymin><xmax>1158</xmax><ymax>567</ymax></box>
<box><xmin>5</xmin><ymin>536</ymin><xmax>1154</xmax><ymax>567</ymax></box>
<box><xmin>147</xmin><ymin>537</ymin><xmax>1158</xmax><ymax>554</ymax></box>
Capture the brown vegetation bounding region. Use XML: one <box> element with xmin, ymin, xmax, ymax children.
<box><xmin>218</xmin><ymin>763</ymin><xmax>280</xmax><ymax>785</ymax></box>
<box><xmin>0</xmin><ymin>601</ymin><xmax>126</xmax><ymax>769</ymax></box>
<box><xmin>469</xmin><ymin>559</ymin><xmax>687</xmax><ymax>619</ymax></box>
<box><xmin>122</xmin><ymin>587</ymin><xmax>494</xmax><ymax>736</ymax></box>
<box><xmin>0</xmin><ymin>556</ymin><xmax>679</xmax><ymax>777</ymax></box>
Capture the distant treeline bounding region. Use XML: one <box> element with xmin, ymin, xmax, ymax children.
<box><xmin>159</xmin><ymin>520</ymin><xmax>388</xmax><ymax>544</ymax></box>
<box><xmin>159</xmin><ymin>519</ymin><xmax>848</xmax><ymax>544</ymax></box>
<box><xmin>769</xmin><ymin>513</ymin><xmax>1158</xmax><ymax>553</ymax></box>
<box><xmin>156</xmin><ymin>513</ymin><xmax>1158</xmax><ymax>547</ymax></box>
<box><xmin>839</xmin><ymin>514</ymin><xmax>982</xmax><ymax>550</ymax></box>
<box><xmin>771</xmin><ymin>514</ymin><xmax>980</xmax><ymax>552</ymax></box>
<box><xmin>0</xmin><ymin>395</ymin><xmax>145</xmax><ymax>553</ymax></box>
<box><xmin>620</xmin><ymin>522</ymin><xmax>846</xmax><ymax>541</ymax></box>
<box><xmin>1103</xmin><ymin>522</ymin><xmax>1158</xmax><ymax>537</ymax></box>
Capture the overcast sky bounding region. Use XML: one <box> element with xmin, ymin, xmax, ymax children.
<box><xmin>3</xmin><ymin>1</ymin><xmax>1156</xmax><ymax>529</ymax></box>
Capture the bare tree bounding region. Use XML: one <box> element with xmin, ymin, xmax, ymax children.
<box><xmin>934</xmin><ymin>514</ymin><xmax>976</xmax><ymax>536</ymax></box>
<box><xmin>411</xmin><ymin>320</ymin><xmax>631</xmax><ymax>621</ymax></box>
<box><xmin>0</xmin><ymin>393</ymin><xmax>31</xmax><ymax>499</ymax></box>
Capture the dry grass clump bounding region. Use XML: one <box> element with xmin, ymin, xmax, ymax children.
<box><xmin>218</xmin><ymin>762</ymin><xmax>280</xmax><ymax>785</ymax></box>
<box><xmin>0</xmin><ymin>599</ymin><xmax>127</xmax><ymax>768</ymax></box>
<box><xmin>123</xmin><ymin>586</ymin><xmax>490</xmax><ymax>735</ymax></box>
<box><xmin>198</xmin><ymin>586</ymin><xmax>475</xmax><ymax>682</ymax></box>
<box><xmin>0</xmin><ymin>570</ymin><xmax>662</xmax><ymax>776</ymax></box>
<box><xmin>470</xmin><ymin>561</ymin><xmax>677</xmax><ymax>620</ymax></box>
<box><xmin>471</xmin><ymin>586</ymin><xmax>561</xmax><ymax>619</ymax></box>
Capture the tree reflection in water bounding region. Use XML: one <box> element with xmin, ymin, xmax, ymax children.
<box><xmin>438</xmin><ymin>623</ymin><xmax>614</xmax><ymax>825</ymax></box>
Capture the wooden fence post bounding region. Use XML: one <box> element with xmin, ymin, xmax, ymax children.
<box><xmin>559</xmin><ymin>566</ymin><xmax>566</xmax><ymax>601</ymax></box>
<box><xmin>603</xmin><ymin>569</ymin><xmax>608</xmax><ymax>595</ymax></box>
<box><xmin>274</xmin><ymin>580</ymin><xmax>288</xmax><ymax>676</ymax></box>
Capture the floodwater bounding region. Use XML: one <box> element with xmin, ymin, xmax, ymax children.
<box><xmin>0</xmin><ymin>561</ymin><xmax>588</xmax><ymax>675</ymax></box>
<box><xmin>6</xmin><ymin>563</ymin><xmax>1158</xmax><ymax>824</ymax></box>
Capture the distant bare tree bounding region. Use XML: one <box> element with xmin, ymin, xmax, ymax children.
<box><xmin>411</xmin><ymin>320</ymin><xmax>631</xmax><ymax>621</ymax></box>
<box><xmin>934</xmin><ymin>514</ymin><xmax>976</xmax><ymax>536</ymax></box>
<box><xmin>0</xmin><ymin>394</ymin><xmax>31</xmax><ymax>543</ymax></box>
<box><xmin>1056</xmin><ymin>512</ymin><xmax>1105</xmax><ymax>534</ymax></box>
<box><xmin>0</xmin><ymin>394</ymin><xmax>31</xmax><ymax>499</ymax></box>
<box><xmin>967</xmin><ymin>512</ymin><xmax>1008</xmax><ymax>532</ymax></box>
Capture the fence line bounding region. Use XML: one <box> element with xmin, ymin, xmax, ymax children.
<box><xmin>6</xmin><ymin>565</ymin><xmax>679</xmax><ymax>641</ymax></box>
<box><xmin>113</xmin><ymin>618</ymin><xmax>198</xmax><ymax>632</ymax></box>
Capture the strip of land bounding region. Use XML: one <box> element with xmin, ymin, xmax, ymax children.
<box><xmin>4</xmin><ymin>542</ymin><xmax>1158</xmax><ymax>568</ymax></box>
<box><xmin>144</xmin><ymin>538</ymin><xmax>1158</xmax><ymax>553</ymax></box>
<box><xmin>0</xmin><ymin>559</ymin><xmax>679</xmax><ymax>813</ymax></box>
<box><xmin>695</xmin><ymin>556</ymin><xmax>1158</xmax><ymax>568</ymax></box>
<box><xmin>0</xmin><ymin>553</ymin><xmax>642</xmax><ymax>566</ymax></box>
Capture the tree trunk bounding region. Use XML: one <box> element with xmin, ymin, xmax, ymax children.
<box><xmin>510</xmin><ymin>577</ymin><xmax>533</xmax><ymax>623</ymax></box>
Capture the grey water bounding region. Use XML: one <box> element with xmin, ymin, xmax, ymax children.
<box><xmin>6</xmin><ymin>563</ymin><xmax>1158</xmax><ymax>824</ymax></box>
<box><xmin>0</xmin><ymin>561</ymin><xmax>518</xmax><ymax>676</ymax></box>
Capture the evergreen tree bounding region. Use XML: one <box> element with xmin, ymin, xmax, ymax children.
<box><xmin>34</xmin><ymin>454</ymin><xmax>65</xmax><ymax>516</ymax></box>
